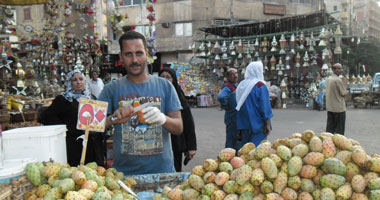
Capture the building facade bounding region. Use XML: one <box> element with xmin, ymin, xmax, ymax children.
<box><xmin>106</xmin><ymin>0</ymin><xmax>322</xmax><ymax>67</ymax></box>
<box><xmin>324</xmin><ymin>0</ymin><xmax>380</xmax><ymax>39</ymax></box>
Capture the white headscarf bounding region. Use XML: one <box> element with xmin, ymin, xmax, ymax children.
<box><xmin>61</xmin><ymin>69</ymin><xmax>92</xmax><ymax>102</ymax></box>
<box><xmin>235</xmin><ymin>61</ymin><xmax>266</xmax><ymax>111</ymax></box>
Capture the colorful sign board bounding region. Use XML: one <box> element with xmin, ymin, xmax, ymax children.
<box><xmin>76</xmin><ymin>98</ymin><xmax>108</xmax><ymax>132</ymax></box>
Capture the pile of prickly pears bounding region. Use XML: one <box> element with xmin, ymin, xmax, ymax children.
<box><xmin>24</xmin><ymin>161</ymin><xmax>137</xmax><ymax>200</ymax></box>
<box><xmin>158</xmin><ymin>130</ymin><xmax>380</xmax><ymax>200</ymax></box>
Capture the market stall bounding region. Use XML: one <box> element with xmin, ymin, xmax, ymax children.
<box><xmin>192</xmin><ymin>10</ymin><xmax>355</xmax><ymax>108</ymax></box>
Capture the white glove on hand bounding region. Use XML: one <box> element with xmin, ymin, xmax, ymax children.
<box><xmin>142</xmin><ymin>107</ymin><xmax>167</xmax><ymax>126</ymax></box>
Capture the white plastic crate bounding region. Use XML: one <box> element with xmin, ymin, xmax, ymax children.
<box><xmin>0</xmin><ymin>158</ymin><xmax>34</xmax><ymax>184</ymax></box>
<box><xmin>2</xmin><ymin>125</ymin><xmax>67</xmax><ymax>163</ymax></box>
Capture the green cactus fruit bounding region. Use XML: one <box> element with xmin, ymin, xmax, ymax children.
<box><xmin>281</xmin><ymin>161</ymin><xmax>288</xmax><ymax>174</ymax></box>
<box><xmin>224</xmin><ymin>193</ymin><xmax>238</xmax><ymax>200</ymax></box>
<box><xmin>182</xmin><ymin>188</ymin><xmax>200</xmax><ymax>200</ymax></box>
<box><xmin>219</xmin><ymin>162</ymin><xmax>233</xmax><ymax>174</ymax></box>
<box><xmin>211</xmin><ymin>190</ymin><xmax>226</xmax><ymax>200</ymax></box>
<box><xmin>250</xmin><ymin>168</ymin><xmax>265</xmax><ymax>186</ymax></box>
<box><xmin>273</xmin><ymin>171</ymin><xmax>288</xmax><ymax>194</ymax></box>
<box><xmin>238</xmin><ymin>142</ymin><xmax>256</xmax><ymax>156</ymax></box>
<box><xmin>115</xmin><ymin>171</ymin><xmax>124</xmax><ymax>180</ymax></box>
<box><xmin>320</xmin><ymin>187</ymin><xmax>335</xmax><ymax>200</ymax></box>
<box><xmin>370</xmin><ymin>190</ymin><xmax>380</xmax><ymax>200</ymax></box>
<box><xmin>58</xmin><ymin>168</ymin><xmax>72</xmax><ymax>179</ymax></box>
<box><xmin>85</xmin><ymin>162</ymin><xmax>98</xmax><ymax>170</ymax></box>
<box><xmin>292</xmin><ymin>143</ymin><xmax>309</xmax><ymax>158</ymax></box>
<box><xmin>269</xmin><ymin>154</ymin><xmax>283</xmax><ymax>168</ymax></box>
<box><xmin>288</xmin><ymin>156</ymin><xmax>303</xmax><ymax>176</ymax></box>
<box><xmin>64</xmin><ymin>191</ymin><xmax>86</xmax><ymax>200</ymax></box>
<box><xmin>58</xmin><ymin>178</ymin><xmax>75</xmax><ymax>194</ymax></box>
<box><xmin>324</xmin><ymin>157</ymin><xmax>347</xmax><ymax>176</ymax></box>
<box><xmin>235</xmin><ymin>165</ymin><xmax>253</xmax><ymax>185</ymax></box>
<box><xmin>78</xmin><ymin>188</ymin><xmax>95</xmax><ymax>199</ymax></box>
<box><xmin>320</xmin><ymin>174</ymin><xmax>345</xmax><ymax>189</ymax></box>
<box><xmin>298</xmin><ymin>191</ymin><xmax>313</xmax><ymax>200</ymax></box>
<box><xmin>189</xmin><ymin>174</ymin><xmax>205</xmax><ymax>191</ymax></box>
<box><xmin>26</xmin><ymin>162</ymin><xmax>43</xmax><ymax>186</ymax></box>
<box><xmin>351</xmin><ymin>175</ymin><xmax>366</xmax><ymax>193</ymax></box>
<box><xmin>197</xmin><ymin>195</ymin><xmax>211</xmax><ymax>200</ymax></box>
<box><xmin>260</xmin><ymin>180</ymin><xmax>273</xmax><ymax>194</ymax></box>
<box><xmin>239</xmin><ymin>191</ymin><xmax>254</xmax><ymax>200</ymax></box>
<box><xmin>192</xmin><ymin>165</ymin><xmax>206</xmax><ymax>177</ymax></box>
<box><xmin>36</xmin><ymin>184</ymin><xmax>51</xmax><ymax>198</ymax></box>
<box><xmin>336</xmin><ymin>183</ymin><xmax>353</xmax><ymax>200</ymax></box>
<box><xmin>369</xmin><ymin>158</ymin><xmax>380</xmax><ymax>173</ymax></box>
<box><xmin>351</xmin><ymin>148</ymin><xmax>367</xmax><ymax>167</ymax></box>
<box><xmin>309</xmin><ymin>136</ymin><xmax>323</xmax><ymax>152</ymax></box>
<box><xmin>218</xmin><ymin>148</ymin><xmax>236</xmax><ymax>162</ymax></box>
<box><xmin>203</xmin><ymin>159</ymin><xmax>219</xmax><ymax>172</ymax></box>
<box><xmin>287</xmin><ymin>176</ymin><xmax>301</xmax><ymax>190</ymax></box>
<box><xmin>223</xmin><ymin>180</ymin><xmax>238</xmax><ymax>194</ymax></box>
<box><xmin>261</xmin><ymin>157</ymin><xmax>278</xmax><ymax>180</ymax></box>
<box><xmin>287</xmin><ymin>138</ymin><xmax>306</xmax><ymax>149</ymax></box>
<box><xmin>345</xmin><ymin>162</ymin><xmax>360</xmax><ymax>182</ymax></box>
<box><xmin>301</xmin><ymin>178</ymin><xmax>315</xmax><ymax>193</ymax></box>
<box><xmin>277</xmin><ymin>145</ymin><xmax>292</xmax><ymax>161</ymax></box>
<box><xmin>44</xmin><ymin>187</ymin><xmax>63</xmax><ymax>200</ymax></box>
<box><xmin>254</xmin><ymin>142</ymin><xmax>272</xmax><ymax>160</ymax></box>
<box><xmin>84</xmin><ymin>169</ymin><xmax>98</xmax><ymax>181</ymax></box>
<box><xmin>246</xmin><ymin>159</ymin><xmax>261</xmax><ymax>169</ymax></box>
<box><xmin>111</xmin><ymin>192</ymin><xmax>124</xmax><ymax>200</ymax></box>
<box><xmin>236</xmin><ymin>182</ymin><xmax>254</xmax><ymax>195</ymax></box>
<box><xmin>335</xmin><ymin>150</ymin><xmax>352</xmax><ymax>165</ymax></box>
<box><xmin>203</xmin><ymin>183</ymin><xmax>218</xmax><ymax>196</ymax></box>
<box><xmin>105</xmin><ymin>176</ymin><xmax>120</xmax><ymax>190</ymax></box>
<box><xmin>332</xmin><ymin>134</ymin><xmax>352</xmax><ymax>150</ymax></box>
<box><xmin>203</xmin><ymin>171</ymin><xmax>216</xmax><ymax>184</ymax></box>
<box><xmin>92</xmin><ymin>191</ymin><xmax>111</xmax><ymax>200</ymax></box>
<box><xmin>369</xmin><ymin>178</ymin><xmax>380</xmax><ymax>190</ymax></box>
<box><xmin>301</xmin><ymin>130</ymin><xmax>315</xmax><ymax>142</ymax></box>
<box><xmin>312</xmin><ymin>188</ymin><xmax>321</xmax><ymax>200</ymax></box>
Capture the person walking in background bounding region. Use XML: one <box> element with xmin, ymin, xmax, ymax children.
<box><xmin>159</xmin><ymin>67</ymin><xmax>197</xmax><ymax>172</ymax></box>
<box><xmin>88</xmin><ymin>70</ymin><xmax>104</xmax><ymax>99</ymax></box>
<box><xmin>218</xmin><ymin>68</ymin><xmax>239</xmax><ymax>150</ymax></box>
<box><xmin>98</xmin><ymin>31</ymin><xmax>183</xmax><ymax>175</ymax></box>
<box><xmin>117</xmin><ymin>73</ymin><xmax>123</xmax><ymax>79</ymax></box>
<box><xmin>325</xmin><ymin>63</ymin><xmax>347</xmax><ymax>135</ymax></box>
<box><xmin>235</xmin><ymin>61</ymin><xmax>273</xmax><ymax>147</ymax></box>
<box><xmin>316</xmin><ymin>74</ymin><xmax>326</xmax><ymax>111</ymax></box>
<box><xmin>38</xmin><ymin>69</ymin><xmax>105</xmax><ymax>166</ymax></box>
<box><xmin>103</xmin><ymin>72</ymin><xmax>112</xmax><ymax>85</ymax></box>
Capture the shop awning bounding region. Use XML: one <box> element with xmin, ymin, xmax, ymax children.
<box><xmin>0</xmin><ymin>0</ymin><xmax>48</xmax><ymax>5</ymax></box>
<box><xmin>199</xmin><ymin>11</ymin><xmax>340</xmax><ymax>38</ymax></box>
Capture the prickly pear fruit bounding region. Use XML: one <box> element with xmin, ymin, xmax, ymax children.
<box><xmin>351</xmin><ymin>148</ymin><xmax>367</xmax><ymax>167</ymax></box>
<box><xmin>335</xmin><ymin>150</ymin><xmax>352</xmax><ymax>165</ymax></box>
<box><xmin>292</xmin><ymin>143</ymin><xmax>309</xmax><ymax>158</ymax></box>
<box><xmin>189</xmin><ymin>174</ymin><xmax>205</xmax><ymax>191</ymax></box>
<box><xmin>288</xmin><ymin>156</ymin><xmax>303</xmax><ymax>176</ymax></box>
<box><xmin>301</xmin><ymin>178</ymin><xmax>315</xmax><ymax>193</ymax></box>
<box><xmin>351</xmin><ymin>174</ymin><xmax>366</xmax><ymax>193</ymax></box>
<box><xmin>277</xmin><ymin>145</ymin><xmax>292</xmax><ymax>161</ymax></box>
<box><xmin>219</xmin><ymin>162</ymin><xmax>233</xmax><ymax>174</ymax></box>
<box><xmin>72</xmin><ymin>170</ymin><xmax>86</xmax><ymax>185</ymax></box>
<box><xmin>64</xmin><ymin>191</ymin><xmax>86</xmax><ymax>200</ymax></box>
<box><xmin>238</xmin><ymin>142</ymin><xmax>255</xmax><ymax>156</ymax></box>
<box><xmin>167</xmin><ymin>188</ymin><xmax>183</xmax><ymax>200</ymax></box>
<box><xmin>303</xmin><ymin>152</ymin><xmax>325</xmax><ymax>166</ymax></box>
<box><xmin>214</xmin><ymin>172</ymin><xmax>230</xmax><ymax>186</ymax></box>
<box><xmin>192</xmin><ymin>165</ymin><xmax>206</xmax><ymax>177</ymax></box>
<box><xmin>230</xmin><ymin>157</ymin><xmax>245</xmax><ymax>169</ymax></box>
<box><xmin>336</xmin><ymin>183</ymin><xmax>353</xmax><ymax>200</ymax></box>
<box><xmin>92</xmin><ymin>191</ymin><xmax>111</xmax><ymax>200</ymax></box>
<box><xmin>273</xmin><ymin>171</ymin><xmax>288</xmax><ymax>194</ymax></box>
<box><xmin>320</xmin><ymin>187</ymin><xmax>335</xmax><ymax>200</ymax></box>
<box><xmin>261</xmin><ymin>157</ymin><xmax>278</xmax><ymax>179</ymax></box>
<box><xmin>320</xmin><ymin>174</ymin><xmax>345</xmax><ymax>189</ymax></box>
<box><xmin>254</xmin><ymin>142</ymin><xmax>272</xmax><ymax>160</ymax></box>
<box><xmin>210</xmin><ymin>190</ymin><xmax>226</xmax><ymax>200</ymax></box>
<box><xmin>324</xmin><ymin>157</ymin><xmax>347</xmax><ymax>176</ymax></box>
<box><xmin>26</xmin><ymin>162</ymin><xmax>43</xmax><ymax>186</ymax></box>
<box><xmin>332</xmin><ymin>134</ymin><xmax>352</xmax><ymax>150</ymax></box>
<box><xmin>203</xmin><ymin>159</ymin><xmax>219</xmax><ymax>172</ymax></box>
<box><xmin>203</xmin><ymin>183</ymin><xmax>218</xmax><ymax>196</ymax></box>
<box><xmin>218</xmin><ymin>148</ymin><xmax>236</xmax><ymax>162</ymax></box>
<box><xmin>235</xmin><ymin>165</ymin><xmax>253</xmax><ymax>185</ymax></box>
<box><xmin>223</xmin><ymin>180</ymin><xmax>238</xmax><ymax>194</ymax></box>
<box><xmin>260</xmin><ymin>180</ymin><xmax>273</xmax><ymax>194</ymax></box>
<box><xmin>309</xmin><ymin>136</ymin><xmax>323</xmax><ymax>152</ymax></box>
<box><xmin>322</xmin><ymin>139</ymin><xmax>336</xmax><ymax>158</ymax></box>
<box><xmin>250</xmin><ymin>168</ymin><xmax>265</xmax><ymax>186</ymax></box>
<box><xmin>300</xmin><ymin>165</ymin><xmax>317</xmax><ymax>179</ymax></box>
<box><xmin>203</xmin><ymin>171</ymin><xmax>216</xmax><ymax>183</ymax></box>
<box><xmin>281</xmin><ymin>187</ymin><xmax>298</xmax><ymax>200</ymax></box>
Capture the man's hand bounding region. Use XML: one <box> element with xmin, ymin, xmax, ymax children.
<box><xmin>142</xmin><ymin>107</ymin><xmax>167</xmax><ymax>126</ymax></box>
<box><xmin>107</xmin><ymin>106</ymin><xmax>134</xmax><ymax>127</ymax></box>
<box><xmin>264</xmin><ymin>119</ymin><xmax>271</xmax><ymax>137</ymax></box>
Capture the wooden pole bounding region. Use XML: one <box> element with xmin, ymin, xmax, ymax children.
<box><xmin>80</xmin><ymin>116</ymin><xmax>91</xmax><ymax>167</ymax></box>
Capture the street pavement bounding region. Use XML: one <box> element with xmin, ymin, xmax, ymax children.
<box><xmin>182</xmin><ymin>105</ymin><xmax>380</xmax><ymax>172</ymax></box>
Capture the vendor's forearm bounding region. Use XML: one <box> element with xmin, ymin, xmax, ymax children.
<box><xmin>163</xmin><ymin>117</ymin><xmax>183</xmax><ymax>135</ymax></box>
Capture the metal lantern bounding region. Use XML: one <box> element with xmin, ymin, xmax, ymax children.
<box><xmin>318</xmin><ymin>28</ymin><xmax>327</xmax><ymax>47</ymax></box>
<box><xmin>271</xmin><ymin>36</ymin><xmax>278</xmax><ymax>52</ymax></box>
<box><xmin>299</xmin><ymin>32</ymin><xmax>305</xmax><ymax>50</ymax></box>
<box><xmin>279</xmin><ymin>34</ymin><xmax>287</xmax><ymax>54</ymax></box>
<box><xmin>261</xmin><ymin>37</ymin><xmax>268</xmax><ymax>53</ymax></box>
<box><xmin>295</xmin><ymin>52</ymin><xmax>301</xmax><ymax>68</ymax></box>
<box><xmin>221</xmin><ymin>41</ymin><xmax>227</xmax><ymax>53</ymax></box>
<box><xmin>334</xmin><ymin>25</ymin><xmax>343</xmax><ymax>55</ymax></box>
<box><xmin>290</xmin><ymin>34</ymin><xmax>296</xmax><ymax>55</ymax></box>
<box><xmin>303</xmin><ymin>51</ymin><xmax>310</xmax><ymax>67</ymax></box>
<box><xmin>270</xmin><ymin>55</ymin><xmax>277</xmax><ymax>69</ymax></box>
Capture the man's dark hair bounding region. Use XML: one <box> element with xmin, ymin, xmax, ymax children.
<box><xmin>118</xmin><ymin>31</ymin><xmax>147</xmax><ymax>52</ymax></box>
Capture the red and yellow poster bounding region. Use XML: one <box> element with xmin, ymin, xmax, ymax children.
<box><xmin>76</xmin><ymin>98</ymin><xmax>108</xmax><ymax>132</ymax></box>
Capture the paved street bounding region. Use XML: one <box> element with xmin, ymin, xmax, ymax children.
<box><xmin>182</xmin><ymin>105</ymin><xmax>380</xmax><ymax>172</ymax></box>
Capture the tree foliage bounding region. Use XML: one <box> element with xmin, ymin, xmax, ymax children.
<box><xmin>343</xmin><ymin>38</ymin><xmax>380</xmax><ymax>76</ymax></box>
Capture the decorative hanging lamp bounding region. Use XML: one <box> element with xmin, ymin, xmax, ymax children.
<box><xmin>303</xmin><ymin>51</ymin><xmax>310</xmax><ymax>67</ymax></box>
<box><xmin>271</xmin><ymin>36</ymin><xmax>278</xmax><ymax>52</ymax></box>
<box><xmin>279</xmin><ymin>34</ymin><xmax>287</xmax><ymax>54</ymax></box>
<box><xmin>290</xmin><ymin>34</ymin><xmax>296</xmax><ymax>55</ymax></box>
<box><xmin>334</xmin><ymin>25</ymin><xmax>343</xmax><ymax>55</ymax></box>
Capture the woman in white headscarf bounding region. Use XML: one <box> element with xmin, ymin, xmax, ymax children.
<box><xmin>235</xmin><ymin>61</ymin><xmax>273</xmax><ymax>147</ymax></box>
<box><xmin>39</xmin><ymin>69</ymin><xmax>105</xmax><ymax>166</ymax></box>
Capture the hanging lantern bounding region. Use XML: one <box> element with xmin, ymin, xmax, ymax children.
<box><xmin>213</xmin><ymin>40</ymin><xmax>221</xmax><ymax>53</ymax></box>
<box><xmin>191</xmin><ymin>42</ymin><xmax>197</xmax><ymax>53</ymax></box>
<box><xmin>271</xmin><ymin>36</ymin><xmax>278</xmax><ymax>52</ymax></box>
<box><xmin>290</xmin><ymin>34</ymin><xmax>296</xmax><ymax>55</ymax></box>
<box><xmin>295</xmin><ymin>52</ymin><xmax>301</xmax><ymax>68</ymax></box>
<box><xmin>245</xmin><ymin>40</ymin><xmax>251</xmax><ymax>54</ymax></box>
<box><xmin>215</xmin><ymin>54</ymin><xmax>221</xmax><ymax>61</ymax></box>
<box><xmin>221</xmin><ymin>41</ymin><xmax>227</xmax><ymax>53</ymax></box>
<box><xmin>15</xmin><ymin>62</ymin><xmax>26</xmax><ymax>87</ymax></box>
<box><xmin>237</xmin><ymin>39</ymin><xmax>243</xmax><ymax>53</ymax></box>
<box><xmin>207</xmin><ymin>51</ymin><xmax>212</xmax><ymax>57</ymax></box>
<box><xmin>237</xmin><ymin>53</ymin><xmax>243</xmax><ymax>59</ymax></box>
<box><xmin>303</xmin><ymin>51</ymin><xmax>310</xmax><ymax>67</ymax></box>
<box><xmin>279</xmin><ymin>57</ymin><xmax>285</xmax><ymax>70</ymax></box>
<box><xmin>299</xmin><ymin>32</ymin><xmax>305</xmax><ymax>50</ymax></box>
<box><xmin>254</xmin><ymin>51</ymin><xmax>260</xmax><ymax>58</ymax></box>
<box><xmin>222</xmin><ymin>52</ymin><xmax>228</xmax><ymax>60</ymax></box>
<box><xmin>254</xmin><ymin>38</ymin><xmax>260</xmax><ymax>47</ymax></box>
<box><xmin>262</xmin><ymin>37</ymin><xmax>268</xmax><ymax>53</ymax></box>
<box><xmin>264</xmin><ymin>56</ymin><xmax>269</xmax><ymax>71</ymax></box>
<box><xmin>309</xmin><ymin>32</ymin><xmax>315</xmax><ymax>52</ymax></box>
<box><xmin>207</xmin><ymin>41</ymin><xmax>212</xmax><ymax>50</ymax></box>
<box><xmin>229</xmin><ymin>41</ymin><xmax>235</xmax><ymax>50</ymax></box>
<box><xmin>334</xmin><ymin>25</ymin><xmax>343</xmax><ymax>55</ymax></box>
<box><xmin>285</xmin><ymin>53</ymin><xmax>291</xmax><ymax>70</ymax></box>
<box><xmin>319</xmin><ymin>27</ymin><xmax>327</xmax><ymax>46</ymax></box>
<box><xmin>279</xmin><ymin>34</ymin><xmax>287</xmax><ymax>54</ymax></box>
<box><xmin>270</xmin><ymin>55</ymin><xmax>277</xmax><ymax>69</ymax></box>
